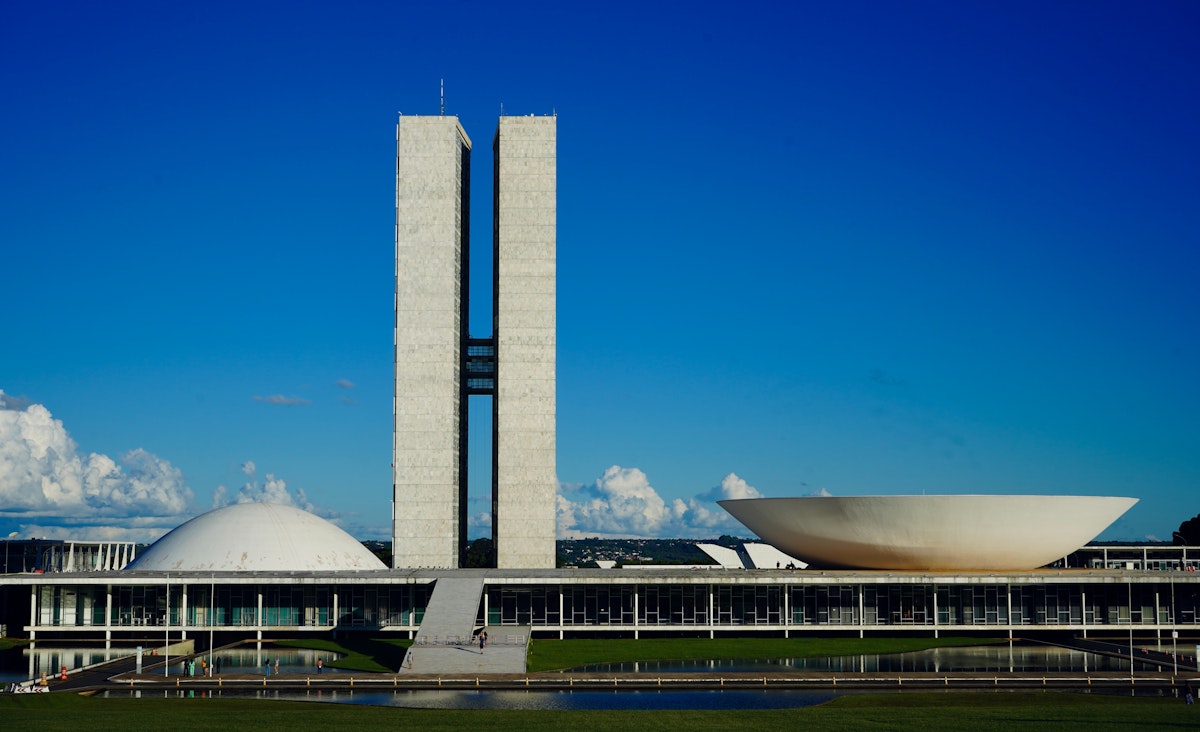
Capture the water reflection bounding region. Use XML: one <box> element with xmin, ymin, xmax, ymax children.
<box><xmin>0</xmin><ymin>644</ymin><xmax>340</xmax><ymax>682</ymax></box>
<box><xmin>576</xmin><ymin>646</ymin><xmax>1162</xmax><ymax>674</ymax></box>
<box><xmin>104</xmin><ymin>687</ymin><xmax>836</xmax><ymax>710</ymax></box>
<box><xmin>198</xmin><ymin>646</ymin><xmax>339</xmax><ymax>676</ymax></box>
<box><xmin>0</xmin><ymin>646</ymin><xmax>141</xmax><ymax>682</ymax></box>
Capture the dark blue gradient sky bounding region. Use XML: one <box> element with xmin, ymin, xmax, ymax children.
<box><xmin>2</xmin><ymin>1</ymin><xmax>1197</xmax><ymax>542</ymax></box>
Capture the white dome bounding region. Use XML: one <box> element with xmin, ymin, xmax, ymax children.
<box><xmin>719</xmin><ymin>495</ymin><xmax>1137</xmax><ymax>571</ymax></box>
<box><xmin>125</xmin><ymin>503</ymin><xmax>386</xmax><ymax>572</ymax></box>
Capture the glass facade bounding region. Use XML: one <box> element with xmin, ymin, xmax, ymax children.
<box><xmin>15</xmin><ymin>577</ymin><xmax>1200</xmax><ymax>639</ymax></box>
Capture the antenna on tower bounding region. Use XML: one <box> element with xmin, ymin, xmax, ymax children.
<box><xmin>439</xmin><ymin>79</ymin><xmax>445</xmax><ymax>116</ymax></box>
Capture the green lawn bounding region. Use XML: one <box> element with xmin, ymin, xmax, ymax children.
<box><xmin>1</xmin><ymin>691</ymin><xmax>1196</xmax><ymax>731</ymax></box>
<box><xmin>273</xmin><ymin>637</ymin><xmax>411</xmax><ymax>673</ymax></box>
<box><xmin>526</xmin><ymin>636</ymin><xmax>1006</xmax><ymax>672</ymax></box>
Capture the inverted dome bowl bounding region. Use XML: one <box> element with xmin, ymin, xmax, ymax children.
<box><xmin>718</xmin><ymin>495</ymin><xmax>1136</xmax><ymax>571</ymax></box>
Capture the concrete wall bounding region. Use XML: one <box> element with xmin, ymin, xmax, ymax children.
<box><xmin>493</xmin><ymin>116</ymin><xmax>557</xmax><ymax>568</ymax></box>
<box><xmin>393</xmin><ymin>116</ymin><xmax>471</xmax><ymax>568</ymax></box>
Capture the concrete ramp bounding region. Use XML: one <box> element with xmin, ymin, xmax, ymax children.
<box><xmin>412</xmin><ymin>576</ymin><xmax>485</xmax><ymax>645</ymax></box>
<box><xmin>400</xmin><ymin>577</ymin><xmax>528</xmax><ymax>674</ymax></box>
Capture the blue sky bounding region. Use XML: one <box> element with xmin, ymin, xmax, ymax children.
<box><xmin>2</xmin><ymin>1</ymin><xmax>1197</xmax><ymax>544</ymax></box>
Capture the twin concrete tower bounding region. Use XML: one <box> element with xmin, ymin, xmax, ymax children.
<box><xmin>392</xmin><ymin>114</ymin><xmax>557</xmax><ymax>569</ymax></box>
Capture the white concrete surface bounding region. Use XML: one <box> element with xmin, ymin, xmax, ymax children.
<box><xmin>493</xmin><ymin>116</ymin><xmax>557</xmax><ymax>569</ymax></box>
<box><xmin>393</xmin><ymin>116</ymin><xmax>471</xmax><ymax>568</ymax></box>
<box><xmin>125</xmin><ymin>503</ymin><xmax>386</xmax><ymax>572</ymax></box>
<box><xmin>719</xmin><ymin>495</ymin><xmax>1137</xmax><ymax>571</ymax></box>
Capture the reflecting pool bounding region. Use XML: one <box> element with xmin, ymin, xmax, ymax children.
<box><xmin>0</xmin><ymin>644</ymin><xmax>340</xmax><ymax>682</ymax></box>
<box><xmin>0</xmin><ymin>646</ymin><xmax>140</xmax><ymax>682</ymax></box>
<box><xmin>574</xmin><ymin>645</ymin><xmax>1164</xmax><ymax>674</ymax></box>
<box><xmin>105</xmin><ymin>687</ymin><xmax>837</xmax><ymax>710</ymax></box>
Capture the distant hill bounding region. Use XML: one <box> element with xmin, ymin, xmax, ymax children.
<box><xmin>357</xmin><ymin>537</ymin><xmax>758</xmax><ymax>568</ymax></box>
<box><xmin>556</xmin><ymin>536</ymin><xmax>754</xmax><ymax>567</ymax></box>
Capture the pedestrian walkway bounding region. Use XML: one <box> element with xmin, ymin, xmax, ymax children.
<box><xmin>412</xmin><ymin>576</ymin><xmax>485</xmax><ymax>644</ymax></box>
<box><xmin>399</xmin><ymin>576</ymin><xmax>528</xmax><ymax>674</ymax></box>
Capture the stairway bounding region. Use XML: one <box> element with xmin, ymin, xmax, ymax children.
<box><xmin>400</xmin><ymin>576</ymin><xmax>528</xmax><ymax>674</ymax></box>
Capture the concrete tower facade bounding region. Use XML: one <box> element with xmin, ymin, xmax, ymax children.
<box><xmin>393</xmin><ymin>113</ymin><xmax>556</xmax><ymax>569</ymax></box>
<box><xmin>393</xmin><ymin>116</ymin><xmax>471</xmax><ymax>569</ymax></box>
<box><xmin>493</xmin><ymin>116</ymin><xmax>557</xmax><ymax>569</ymax></box>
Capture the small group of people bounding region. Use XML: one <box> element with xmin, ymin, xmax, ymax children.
<box><xmin>182</xmin><ymin>657</ymin><xmax>220</xmax><ymax>677</ymax></box>
<box><xmin>477</xmin><ymin>630</ymin><xmax>489</xmax><ymax>652</ymax></box>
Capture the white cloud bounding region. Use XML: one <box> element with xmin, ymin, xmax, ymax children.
<box><xmin>0</xmin><ymin>390</ymin><xmax>194</xmax><ymax>541</ymax></box>
<box><xmin>252</xmin><ymin>394</ymin><xmax>311</xmax><ymax>406</ymax></box>
<box><xmin>556</xmin><ymin>466</ymin><xmax>762</xmax><ymax>539</ymax></box>
<box><xmin>212</xmin><ymin>461</ymin><xmax>315</xmax><ymax>513</ymax></box>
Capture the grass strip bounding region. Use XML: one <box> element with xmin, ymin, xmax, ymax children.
<box><xmin>0</xmin><ymin>691</ymin><xmax>1195</xmax><ymax>731</ymax></box>
<box><xmin>273</xmin><ymin>637</ymin><xmax>411</xmax><ymax>673</ymax></box>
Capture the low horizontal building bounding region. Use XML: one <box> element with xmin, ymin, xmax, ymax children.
<box><xmin>3</xmin><ymin>503</ymin><xmax>1195</xmax><ymax>648</ymax></box>
<box><xmin>0</xmin><ymin>539</ymin><xmax>137</xmax><ymax>574</ymax></box>
<box><xmin>3</xmin><ymin>563</ymin><xmax>1199</xmax><ymax>645</ymax></box>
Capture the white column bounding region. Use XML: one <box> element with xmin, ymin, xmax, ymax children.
<box><xmin>700</xmin><ymin>580</ymin><xmax>710</xmax><ymax>638</ymax></box>
<box><xmin>859</xmin><ymin>584</ymin><xmax>866</xmax><ymax>638</ymax></box>
<box><xmin>105</xmin><ymin>586</ymin><xmax>113</xmax><ymax>647</ymax></box>
<box><xmin>633</xmin><ymin>585</ymin><xmax>639</xmax><ymax>640</ymax></box>
<box><xmin>932</xmin><ymin>587</ymin><xmax>940</xmax><ymax>639</ymax></box>
<box><xmin>1081</xmin><ymin>589</ymin><xmax>1088</xmax><ymax>638</ymax></box>
<box><xmin>1006</xmin><ymin>584</ymin><xmax>1013</xmax><ymax>639</ymax></box>
<box><xmin>783</xmin><ymin>583</ymin><xmax>790</xmax><ymax>638</ymax></box>
<box><xmin>28</xmin><ymin>585</ymin><xmax>37</xmax><ymax>641</ymax></box>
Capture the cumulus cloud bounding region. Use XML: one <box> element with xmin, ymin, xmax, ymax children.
<box><xmin>252</xmin><ymin>394</ymin><xmax>311</xmax><ymax>406</ymax></box>
<box><xmin>335</xmin><ymin>379</ymin><xmax>355</xmax><ymax>390</ymax></box>
<box><xmin>0</xmin><ymin>390</ymin><xmax>194</xmax><ymax>542</ymax></box>
<box><xmin>556</xmin><ymin>466</ymin><xmax>763</xmax><ymax>539</ymax></box>
<box><xmin>212</xmin><ymin>461</ymin><xmax>315</xmax><ymax>513</ymax></box>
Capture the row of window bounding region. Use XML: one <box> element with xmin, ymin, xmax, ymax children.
<box><xmin>30</xmin><ymin>582</ymin><xmax>1200</xmax><ymax>629</ymax></box>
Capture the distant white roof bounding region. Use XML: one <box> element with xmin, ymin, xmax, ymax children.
<box><xmin>125</xmin><ymin>503</ymin><xmax>386</xmax><ymax>572</ymax></box>
<box><xmin>696</xmin><ymin>542</ymin><xmax>808</xmax><ymax>569</ymax></box>
<box><xmin>696</xmin><ymin>543</ymin><xmax>742</xmax><ymax>568</ymax></box>
<box><xmin>743</xmin><ymin>542</ymin><xmax>808</xmax><ymax>570</ymax></box>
